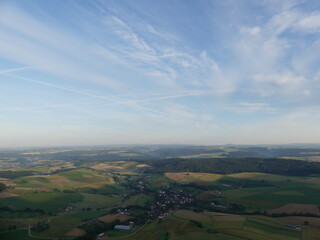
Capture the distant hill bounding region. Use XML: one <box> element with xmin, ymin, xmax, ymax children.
<box><xmin>146</xmin><ymin>158</ymin><xmax>320</xmax><ymax>176</ymax></box>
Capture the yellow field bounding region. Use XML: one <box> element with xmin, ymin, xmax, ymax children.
<box><xmin>136</xmin><ymin>164</ymin><xmax>150</xmax><ymax>168</ymax></box>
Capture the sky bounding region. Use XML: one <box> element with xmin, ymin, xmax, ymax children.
<box><xmin>0</xmin><ymin>0</ymin><xmax>320</xmax><ymax>147</ymax></box>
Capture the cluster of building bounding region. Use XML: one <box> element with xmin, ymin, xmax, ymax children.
<box><xmin>115</xmin><ymin>207</ymin><xmax>134</xmax><ymax>215</ymax></box>
<box><xmin>64</xmin><ymin>205</ymin><xmax>76</xmax><ymax>211</ymax></box>
<box><xmin>148</xmin><ymin>185</ymin><xmax>194</xmax><ymax>218</ymax></box>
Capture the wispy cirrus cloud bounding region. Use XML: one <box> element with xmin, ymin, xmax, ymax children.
<box><xmin>1</xmin><ymin>0</ymin><xmax>320</xmax><ymax>146</ymax></box>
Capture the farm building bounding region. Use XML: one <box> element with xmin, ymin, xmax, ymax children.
<box><xmin>114</xmin><ymin>225</ymin><xmax>132</xmax><ymax>232</ymax></box>
<box><xmin>97</xmin><ymin>232</ymin><xmax>108</xmax><ymax>239</ymax></box>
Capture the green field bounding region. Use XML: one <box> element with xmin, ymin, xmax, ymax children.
<box><xmin>122</xmin><ymin>193</ymin><xmax>153</xmax><ymax>207</ymax></box>
<box><xmin>0</xmin><ymin>192</ymin><xmax>83</xmax><ymax>214</ymax></box>
<box><xmin>74</xmin><ymin>193</ymin><xmax>121</xmax><ymax>209</ymax></box>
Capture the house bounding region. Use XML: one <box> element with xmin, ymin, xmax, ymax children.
<box><xmin>283</xmin><ymin>224</ymin><xmax>301</xmax><ymax>231</ymax></box>
<box><xmin>114</xmin><ymin>225</ymin><xmax>132</xmax><ymax>232</ymax></box>
<box><xmin>97</xmin><ymin>232</ymin><xmax>108</xmax><ymax>239</ymax></box>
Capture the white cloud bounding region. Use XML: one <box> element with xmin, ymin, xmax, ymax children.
<box><xmin>253</xmin><ymin>72</ymin><xmax>307</xmax><ymax>95</ymax></box>
<box><xmin>238</xmin><ymin>102</ymin><xmax>275</xmax><ymax>112</ymax></box>
<box><xmin>240</xmin><ymin>26</ymin><xmax>261</xmax><ymax>35</ymax></box>
<box><xmin>294</xmin><ymin>12</ymin><xmax>320</xmax><ymax>33</ymax></box>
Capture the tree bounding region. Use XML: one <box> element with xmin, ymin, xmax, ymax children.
<box><xmin>0</xmin><ymin>183</ymin><xmax>6</xmax><ymax>192</ymax></box>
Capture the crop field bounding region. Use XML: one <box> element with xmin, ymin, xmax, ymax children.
<box><xmin>90</xmin><ymin>161</ymin><xmax>150</xmax><ymax>174</ymax></box>
<box><xmin>110</xmin><ymin>210</ymin><xmax>306</xmax><ymax>240</ymax></box>
<box><xmin>11</xmin><ymin>168</ymin><xmax>115</xmax><ymax>191</ymax></box>
<box><xmin>165</xmin><ymin>172</ymin><xmax>222</xmax><ymax>184</ymax></box>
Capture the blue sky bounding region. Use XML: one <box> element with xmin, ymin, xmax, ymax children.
<box><xmin>0</xmin><ymin>0</ymin><xmax>320</xmax><ymax>147</ymax></box>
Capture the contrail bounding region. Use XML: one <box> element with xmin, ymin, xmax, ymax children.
<box><xmin>0</xmin><ymin>66</ymin><xmax>31</xmax><ymax>74</ymax></box>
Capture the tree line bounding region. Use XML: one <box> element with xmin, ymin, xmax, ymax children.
<box><xmin>145</xmin><ymin>158</ymin><xmax>320</xmax><ymax>176</ymax></box>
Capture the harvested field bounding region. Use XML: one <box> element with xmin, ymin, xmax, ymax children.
<box><xmin>99</xmin><ymin>214</ymin><xmax>130</xmax><ymax>223</ymax></box>
<box><xmin>136</xmin><ymin>164</ymin><xmax>150</xmax><ymax>168</ymax></box>
<box><xmin>91</xmin><ymin>163</ymin><xmax>123</xmax><ymax>170</ymax></box>
<box><xmin>165</xmin><ymin>172</ymin><xmax>186</xmax><ymax>181</ymax></box>
<box><xmin>267</xmin><ymin>203</ymin><xmax>320</xmax><ymax>215</ymax></box>
<box><xmin>90</xmin><ymin>161</ymin><xmax>146</xmax><ymax>173</ymax></box>
<box><xmin>49</xmin><ymin>176</ymin><xmax>70</xmax><ymax>183</ymax></box>
<box><xmin>0</xmin><ymin>192</ymin><xmax>18</xmax><ymax>199</ymax></box>
<box><xmin>66</xmin><ymin>228</ymin><xmax>86</xmax><ymax>237</ymax></box>
<box><xmin>165</xmin><ymin>172</ymin><xmax>221</xmax><ymax>183</ymax></box>
<box><xmin>30</xmin><ymin>180</ymin><xmax>42</xmax><ymax>184</ymax></box>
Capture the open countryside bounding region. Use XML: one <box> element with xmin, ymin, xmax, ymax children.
<box><xmin>1</xmin><ymin>146</ymin><xmax>320</xmax><ymax>239</ymax></box>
